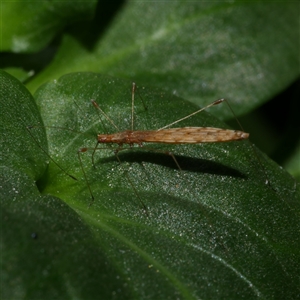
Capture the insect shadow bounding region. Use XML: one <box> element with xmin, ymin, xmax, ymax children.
<box><xmin>99</xmin><ymin>150</ymin><xmax>247</xmax><ymax>179</ymax></box>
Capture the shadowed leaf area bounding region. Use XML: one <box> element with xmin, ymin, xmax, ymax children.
<box><xmin>1</xmin><ymin>71</ymin><xmax>299</xmax><ymax>299</ymax></box>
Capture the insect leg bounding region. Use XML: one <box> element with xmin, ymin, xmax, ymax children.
<box><xmin>26</xmin><ymin>125</ymin><xmax>77</xmax><ymax>181</ymax></box>
<box><xmin>114</xmin><ymin>147</ymin><xmax>149</xmax><ymax>215</ymax></box>
<box><xmin>78</xmin><ymin>147</ymin><xmax>95</xmax><ymax>206</ymax></box>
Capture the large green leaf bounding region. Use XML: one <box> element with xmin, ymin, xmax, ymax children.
<box><xmin>1</xmin><ymin>1</ymin><xmax>97</xmax><ymax>52</ymax></box>
<box><xmin>1</xmin><ymin>71</ymin><xmax>299</xmax><ymax>299</ymax></box>
<box><xmin>284</xmin><ymin>140</ymin><xmax>300</xmax><ymax>181</ymax></box>
<box><xmin>25</xmin><ymin>1</ymin><xmax>299</xmax><ymax>119</ymax></box>
<box><xmin>1</xmin><ymin>71</ymin><xmax>131</xmax><ymax>299</ymax></box>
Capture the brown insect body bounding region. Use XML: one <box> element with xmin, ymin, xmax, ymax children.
<box><xmin>97</xmin><ymin>127</ymin><xmax>249</xmax><ymax>145</ymax></box>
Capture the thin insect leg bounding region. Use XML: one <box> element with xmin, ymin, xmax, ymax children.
<box><xmin>158</xmin><ymin>99</ymin><xmax>226</xmax><ymax>130</ymax></box>
<box><xmin>135</xmin><ymin>84</ymin><xmax>148</xmax><ymax>111</ymax></box>
<box><xmin>26</xmin><ymin>125</ymin><xmax>77</xmax><ymax>181</ymax></box>
<box><xmin>71</xmin><ymin>97</ymin><xmax>103</xmax><ymax>141</ymax></box>
<box><xmin>79</xmin><ymin>145</ymin><xmax>148</xmax><ymax>213</ymax></box>
<box><xmin>220</xmin><ymin>100</ymin><xmax>270</xmax><ymax>185</ymax></box>
<box><xmin>166</xmin><ymin>151</ymin><xmax>181</xmax><ymax>171</ymax></box>
<box><xmin>221</xmin><ymin>100</ymin><xmax>270</xmax><ymax>185</ymax></box>
<box><xmin>110</xmin><ymin>145</ymin><xmax>182</xmax><ymax>171</ymax></box>
<box><xmin>131</xmin><ymin>82</ymin><xmax>136</xmax><ymax>131</ymax></box>
<box><xmin>228</xmin><ymin>100</ymin><xmax>270</xmax><ymax>185</ymax></box>
<box><xmin>114</xmin><ymin>148</ymin><xmax>149</xmax><ymax>215</ymax></box>
<box><xmin>155</xmin><ymin>96</ymin><xmax>270</xmax><ymax>186</ymax></box>
<box><xmin>220</xmin><ymin>99</ymin><xmax>245</xmax><ymax>132</ymax></box>
<box><xmin>157</xmin><ymin>97</ymin><xmax>270</xmax><ymax>185</ymax></box>
<box><xmin>91</xmin><ymin>141</ymin><xmax>99</xmax><ymax>168</ymax></box>
<box><xmin>247</xmin><ymin>142</ymin><xmax>270</xmax><ymax>186</ymax></box>
<box><xmin>91</xmin><ymin>99</ymin><xmax>119</xmax><ymax>168</ymax></box>
<box><xmin>78</xmin><ymin>148</ymin><xmax>95</xmax><ymax>206</ymax></box>
<box><xmin>138</xmin><ymin>146</ymin><xmax>182</xmax><ymax>171</ymax></box>
<box><xmin>91</xmin><ymin>100</ymin><xmax>119</xmax><ymax>131</ymax></box>
<box><xmin>131</xmin><ymin>82</ymin><xmax>148</xmax><ymax>131</ymax></box>
<box><xmin>92</xmin><ymin>141</ymin><xmax>118</xmax><ymax>169</ymax></box>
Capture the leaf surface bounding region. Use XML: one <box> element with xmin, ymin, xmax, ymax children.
<box><xmin>25</xmin><ymin>2</ymin><xmax>299</xmax><ymax>119</ymax></box>
<box><xmin>2</xmin><ymin>71</ymin><xmax>299</xmax><ymax>299</ymax></box>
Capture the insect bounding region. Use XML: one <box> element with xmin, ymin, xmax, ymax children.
<box><xmin>77</xmin><ymin>83</ymin><xmax>250</xmax><ymax>209</ymax></box>
<box><xmin>28</xmin><ymin>80</ymin><xmax>257</xmax><ymax>212</ymax></box>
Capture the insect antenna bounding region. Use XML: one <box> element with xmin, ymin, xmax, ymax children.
<box><xmin>157</xmin><ymin>98</ymin><xmax>270</xmax><ymax>186</ymax></box>
<box><xmin>158</xmin><ymin>99</ymin><xmax>226</xmax><ymax>130</ymax></box>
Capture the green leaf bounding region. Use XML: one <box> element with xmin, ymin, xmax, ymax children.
<box><xmin>1</xmin><ymin>1</ymin><xmax>97</xmax><ymax>52</ymax></box>
<box><xmin>3</xmin><ymin>67</ymin><xmax>34</xmax><ymax>83</ymax></box>
<box><xmin>2</xmin><ymin>71</ymin><xmax>300</xmax><ymax>299</ymax></box>
<box><xmin>26</xmin><ymin>1</ymin><xmax>299</xmax><ymax>119</ymax></box>
<box><xmin>283</xmin><ymin>140</ymin><xmax>300</xmax><ymax>181</ymax></box>
<box><xmin>0</xmin><ymin>71</ymin><xmax>132</xmax><ymax>299</ymax></box>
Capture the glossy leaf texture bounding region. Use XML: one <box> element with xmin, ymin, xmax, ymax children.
<box><xmin>1</xmin><ymin>71</ymin><xmax>299</xmax><ymax>299</ymax></box>
<box><xmin>1</xmin><ymin>1</ymin><xmax>97</xmax><ymax>52</ymax></box>
<box><xmin>23</xmin><ymin>1</ymin><xmax>299</xmax><ymax>119</ymax></box>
